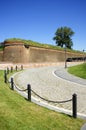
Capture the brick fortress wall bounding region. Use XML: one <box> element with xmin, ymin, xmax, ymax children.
<box><xmin>0</xmin><ymin>51</ymin><xmax>3</xmax><ymax>61</ymax></box>
<box><xmin>2</xmin><ymin>41</ymin><xmax>84</xmax><ymax>63</ymax></box>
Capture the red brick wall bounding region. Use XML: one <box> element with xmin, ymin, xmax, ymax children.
<box><xmin>3</xmin><ymin>42</ymin><xmax>84</xmax><ymax>63</ymax></box>
<box><xmin>28</xmin><ymin>46</ymin><xmax>84</xmax><ymax>63</ymax></box>
<box><xmin>0</xmin><ymin>51</ymin><xmax>3</xmax><ymax>61</ymax></box>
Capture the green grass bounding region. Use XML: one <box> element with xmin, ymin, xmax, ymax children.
<box><xmin>0</xmin><ymin>70</ymin><xmax>86</xmax><ymax>130</ymax></box>
<box><xmin>68</xmin><ymin>63</ymin><xmax>86</xmax><ymax>79</ymax></box>
<box><xmin>4</xmin><ymin>38</ymin><xmax>84</xmax><ymax>54</ymax></box>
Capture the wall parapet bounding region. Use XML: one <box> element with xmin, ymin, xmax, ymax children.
<box><xmin>0</xmin><ymin>40</ymin><xmax>84</xmax><ymax>63</ymax></box>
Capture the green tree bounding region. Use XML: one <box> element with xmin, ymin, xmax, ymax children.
<box><xmin>53</xmin><ymin>26</ymin><xmax>74</xmax><ymax>49</ymax></box>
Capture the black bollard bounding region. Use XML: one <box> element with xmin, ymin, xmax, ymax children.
<box><xmin>11</xmin><ymin>77</ymin><xmax>14</xmax><ymax>90</ymax></box>
<box><xmin>11</xmin><ymin>66</ymin><xmax>13</xmax><ymax>73</ymax></box>
<box><xmin>4</xmin><ymin>70</ymin><xmax>7</xmax><ymax>83</ymax></box>
<box><xmin>72</xmin><ymin>93</ymin><xmax>77</xmax><ymax>118</ymax></box>
<box><xmin>15</xmin><ymin>65</ymin><xmax>18</xmax><ymax>71</ymax></box>
<box><xmin>7</xmin><ymin>67</ymin><xmax>9</xmax><ymax>74</ymax></box>
<box><xmin>27</xmin><ymin>84</ymin><xmax>31</xmax><ymax>101</ymax></box>
<box><xmin>21</xmin><ymin>65</ymin><xmax>23</xmax><ymax>70</ymax></box>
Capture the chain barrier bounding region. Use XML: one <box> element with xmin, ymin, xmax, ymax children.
<box><xmin>4</xmin><ymin>68</ymin><xmax>77</xmax><ymax>118</ymax></box>
<box><xmin>31</xmin><ymin>88</ymin><xmax>77</xmax><ymax>118</ymax></box>
<box><xmin>4</xmin><ymin>65</ymin><xmax>23</xmax><ymax>86</ymax></box>
<box><xmin>13</xmin><ymin>82</ymin><xmax>28</xmax><ymax>91</ymax></box>
<box><xmin>4</xmin><ymin>70</ymin><xmax>72</xmax><ymax>103</ymax></box>
<box><xmin>31</xmin><ymin>89</ymin><xmax>72</xmax><ymax>103</ymax></box>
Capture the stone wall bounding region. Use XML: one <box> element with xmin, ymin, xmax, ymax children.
<box><xmin>0</xmin><ymin>51</ymin><xmax>3</xmax><ymax>61</ymax></box>
<box><xmin>28</xmin><ymin>46</ymin><xmax>84</xmax><ymax>63</ymax></box>
<box><xmin>28</xmin><ymin>46</ymin><xmax>65</xmax><ymax>62</ymax></box>
<box><xmin>3</xmin><ymin>43</ymin><xmax>24</xmax><ymax>63</ymax></box>
<box><xmin>2</xmin><ymin>41</ymin><xmax>84</xmax><ymax>63</ymax></box>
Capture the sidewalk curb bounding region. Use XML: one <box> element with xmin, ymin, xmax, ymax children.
<box><xmin>81</xmin><ymin>123</ymin><xmax>86</xmax><ymax>130</ymax></box>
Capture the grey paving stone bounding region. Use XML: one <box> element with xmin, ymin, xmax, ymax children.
<box><xmin>14</xmin><ymin>66</ymin><xmax>86</xmax><ymax>117</ymax></box>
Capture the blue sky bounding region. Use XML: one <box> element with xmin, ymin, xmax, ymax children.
<box><xmin>0</xmin><ymin>0</ymin><xmax>86</xmax><ymax>51</ymax></box>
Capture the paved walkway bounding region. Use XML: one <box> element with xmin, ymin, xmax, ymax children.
<box><xmin>1</xmin><ymin>62</ymin><xmax>86</xmax><ymax>129</ymax></box>
<box><xmin>55</xmin><ymin>67</ymin><xmax>86</xmax><ymax>86</ymax></box>
<box><xmin>81</xmin><ymin>123</ymin><xmax>86</xmax><ymax>130</ymax></box>
<box><xmin>14</xmin><ymin>64</ymin><xmax>86</xmax><ymax>119</ymax></box>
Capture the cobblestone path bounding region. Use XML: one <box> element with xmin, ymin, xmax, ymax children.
<box><xmin>14</xmin><ymin>66</ymin><xmax>86</xmax><ymax>116</ymax></box>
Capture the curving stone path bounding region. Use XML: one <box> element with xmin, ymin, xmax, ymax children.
<box><xmin>14</xmin><ymin>64</ymin><xmax>86</xmax><ymax>119</ymax></box>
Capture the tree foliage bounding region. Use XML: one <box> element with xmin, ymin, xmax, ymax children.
<box><xmin>53</xmin><ymin>26</ymin><xmax>74</xmax><ymax>49</ymax></box>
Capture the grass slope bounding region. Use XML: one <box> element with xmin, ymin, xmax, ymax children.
<box><xmin>0</xmin><ymin>70</ymin><xmax>86</xmax><ymax>130</ymax></box>
<box><xmin>68</xmin><ymin>63</ymin><xmax>86</xmax><ymax>79</ymax></box>
<box><xmin>4</xmin><ymin>38</ymin><xmax>83</xmax><ymax>53</ymax></box>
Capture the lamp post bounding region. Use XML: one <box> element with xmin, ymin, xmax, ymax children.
<box><xmin>61</xmin><ymin>29</ymin><xmax>67</xmax><ymax>68</ymax></box>
<box><xmin>83</xmin><ymin>49</ymin><xmax>86</xmax><ymax>62</ymax></box>
<box><xmin>64</xmin><ymin>44</ymin><xmax>67</xmax><ymax>68</ymax></box>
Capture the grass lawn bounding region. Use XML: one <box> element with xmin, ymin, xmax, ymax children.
<box><xmin>68</xmin><ymin>63</ymin><xmax>86</xmax><ymax>79</ymax></box>
<box><xmin>0</xmin><ymin>70</ymin><xmax>86</xmax><ymax>130</ymax></box>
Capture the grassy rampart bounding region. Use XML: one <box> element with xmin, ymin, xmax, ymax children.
<box><xmin>4</xmin><ymin>38</ymin><xmax>83</xmax><ymax>54</ymax></box>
